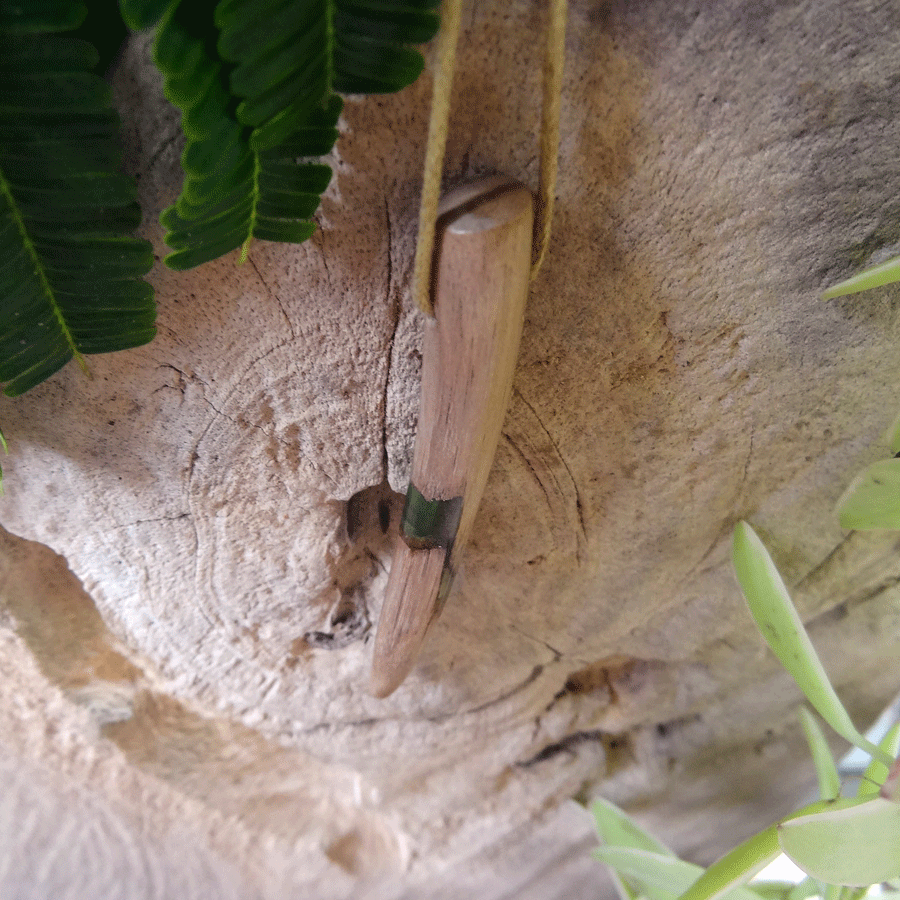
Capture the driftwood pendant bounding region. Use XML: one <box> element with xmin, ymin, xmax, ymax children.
<box><xmin>371</xmin><ymin>177</ymin><xmax>534</xmax><ymax>697</ymax></box>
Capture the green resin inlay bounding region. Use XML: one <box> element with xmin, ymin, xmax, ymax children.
<box><xmin>401</xmin><ymin>484</ymin><xmax>463</xmax><ymax>551</ymax></box>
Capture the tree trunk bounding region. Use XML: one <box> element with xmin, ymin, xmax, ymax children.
<box><xmin>1</xmin><ymin>1</ymin><xmax>899</xmax><ymax>897</ymax></box>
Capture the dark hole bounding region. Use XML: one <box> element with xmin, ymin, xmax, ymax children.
<box><xmin>378</xmin><ymin>499</ymin><xmax>391</xmax><ymax>533</ymax></box>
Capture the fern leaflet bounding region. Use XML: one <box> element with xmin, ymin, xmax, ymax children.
<box><xmin>151</xmin><ymin>0</ymin><xmax>439</xmax><ymax>269</ymax></box>
<box><xmin>0</xmin><ymin>3</ymin><xmax>155</xmax><ymax>397</ymax></box>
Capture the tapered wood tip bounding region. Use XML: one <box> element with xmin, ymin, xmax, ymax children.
<box><xmin>370</xmin><ymin>544</ymin><xmax>447</xmax><ymax>698</ymax></box>
<box><xmin>370</xmin><ymin>648</ymin><xmax>416</xmax><ymax>700</ymax></box>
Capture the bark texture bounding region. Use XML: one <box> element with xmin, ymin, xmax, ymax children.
<box><xmin>1</xmin><ymin>1</ymin><xmax>899</xmax><ymax>897</ymax></box>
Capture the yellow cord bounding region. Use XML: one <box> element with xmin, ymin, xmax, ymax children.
<box><xmin>412</xmin><ymin>0</ymin><xmax>567</xmax><ymax>312</ymax></box>
<box><xmin>531</xmin><ymin>0</ymin><xmax>568</xmax><ymax>281</ymax></box>
<box><xmin>411</xmin><ymin>0</ymin><xmax>464</xmax><ymax>316</ymax></box>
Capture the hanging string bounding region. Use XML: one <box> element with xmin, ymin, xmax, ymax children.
<box><xmin>411</xmin><ymin>0</ymin><xmax>567</xmax><ymax>313</ymax></box>
<box><xmin>531</xmin><ymin>0</ymin><xmax>568</xmax><ymax>281</ymax></box>
<box><xmin>411</xmin><ymin>0</ymin><xmax>464</xmax><ymax>316</ymax></box>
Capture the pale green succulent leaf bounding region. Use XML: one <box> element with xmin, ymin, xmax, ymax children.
<box><xmin>677</xmin><ymin>827</ymin><xmax>781</xmax><ymax>900</ymax></box>
<box><xmin>732</xmin><ymin>522</ymin><xmax>892</xmax><ymax>768</ymax></box>
<box><xmin>784</xmin><ymin>877</ymin><xmax>820</xmax><ymax>900</ymax></box>
<box><xmin>823</xmin><ymin>255</ymin><xmax>900</xmax><ymax>299</ymax></box>
<box><xmin>591</xmin><ymin>797</ymin><xmax>676</xmax><ymax>857</ymax></box>
<box><xmin>593</xmin><ymin>847</ymin><xmax>768</xmax><ymax>900</ymax></box>
<box><xmin>859</xmin><ymin>724</ymin><xmax>900</xmax><ymax>800</ymax></box>
<box><xmin>778</xmin><ymin>797</ymin><xmax>900</xmax><ymax>886</ymax></box>
<box><xmin>845</xmin><ymin>887</ymin><xmax>872</xmax><ymax>900</ymax></box>
<box><xmin>610</xmin><ymin>868</ymin><xmax>642</xmax><ymax>900</ymax></box>
<box><xmin>746</xmin><ymin>882</ymin><xmax>804</xmax><ymax>900</ymax></box>
<box><xmin>837</xmin><ymin>459</ymin><xmax>900</xmax><ymax>530</ymax></box>
<box><xmin>799</xmin><ymin>707</ymin><xmax>841</xmax><ymax>800</ymax></box>
<box><xmin>592</xmin><ymin>848</ymin><xmax>706</xmax><ymax>900</ymax></box>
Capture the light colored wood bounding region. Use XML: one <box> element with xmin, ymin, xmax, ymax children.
<box><xmin>416</xmin><ymin>178</ymin><xmax>534</xmax><ymax>557</ymax></box>
<box><xmin>370</xmin><ymin>544</ymin><xmax>447</xmax><ymax>698</ymax></box>
<box><xmin>370</xmin><ymin>179</ymin><xmax>534</xmax><ymax>698</ymax></box>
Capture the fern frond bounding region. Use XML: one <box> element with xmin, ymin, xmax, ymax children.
<box><xmin>0</xmin><ymin>0</ymin><xmax>87</xmax><ymax>33</ymax></box>
<box><xmin>333</xmin><ymin>0</ymin><xmax>440</xmax><ymax>92</ymax></box>
<box><xmin>216</xmin><ymin>0</ymin><xmax>439</xmax><ymax>150</ymax></box>
<box><xmin>153</xmin><ymin>1</ymin><xmax>342</xmax><ymax>269</ymax></box>
<box><xmin>118</xmin><ymin>0</ymin><xmax>176</xmax><ymax>31</ymax></box>
<box><xmin>152</xmin><ymin>0</ymin><xmax>438</xmax><ymax>269</ymax></box>
<box><xmin>0</xmin><ymin>8</ymin><xmax>155</xmax><ymax>397</ymax></box>
<box><xmin>215</xmin><ymin>0</ymin><xmax>331</xmax><ymax>151</ymax></box>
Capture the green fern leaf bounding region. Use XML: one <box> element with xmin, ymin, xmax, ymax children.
<box><xmin>154</xmin><ymin>2</ymin><xmax>344</xmax><ymax>269</ymax></box>
<box><xmin>333</xmin><ymin>0</ymin><xmax>440</xmax><ymax>94</ymax></box>
<box><xmin>152</xmin><ymin>0</ymin><xmax>438</xmax><ymax>269</ymax></box>
<box><xmin>0</xmin><ymin>0</ymin><xmax>87</xmax><ymax>33</ymax></box>
<box><xmin>0</xmin><ymin>11</ymin><xmax>155</xmax><ymax>398</ymax></box>
<box><xmin>216</xmin><ymin>0</ymin><xmax>438</xmax><ymax>149</ymax></box>
<box><xmin>119</xmin><ymin>0</ymin><xmax>176</xmax><ymax>31</ymax></box>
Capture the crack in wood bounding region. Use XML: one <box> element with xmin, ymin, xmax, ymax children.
<box><xmin>502</xmin><ymin>387</ymin><xmax>585</xmax><ymax>561</ymax></box>
<box><xmin>248</xmin><ymin>256</ymin><xmax>295</xmax><ymax>341</ymax></box>
<box><xmin>380</xmin><ymin>197</ymin><xmax>400</xmax><ymax>484</ymax></box>
<box><xmin>515</xmin><ymin>729</ymin><xmax>618</xmax><ymax>768</ymax></box>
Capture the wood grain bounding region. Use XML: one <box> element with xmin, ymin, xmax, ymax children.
<box><xmin>371</xmin><ymin>178</ymin><xmax>534</xmax><ymax>698</ymax></box>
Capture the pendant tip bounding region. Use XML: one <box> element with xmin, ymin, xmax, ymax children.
<box><xmin>370</xmin><ymin>657</ymin><xmax>412</xmax><ymax>699</ymax></box>
<box><xmin>369</xmin><ymin>544</ymin><xmax>446</xmax><ymax>699</ymax></box>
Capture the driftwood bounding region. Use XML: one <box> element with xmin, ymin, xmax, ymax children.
<box><xmin>1</xmin><ymin>1</ymin><xmax>899</xmax><ymax>897</ymax></box>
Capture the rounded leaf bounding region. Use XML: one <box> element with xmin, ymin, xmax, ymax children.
<box><xmin>837</xmin><ymin>458</ymin><xmax>900</xmax><ymax>530</ymax></box>
<box><xmin>778</xmin><ymin>798</ymin><xmax>900</xmax><ymax>886</ymax></box>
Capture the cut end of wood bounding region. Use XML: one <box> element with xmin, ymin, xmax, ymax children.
<box><xmin>437</xmin><ymin>175</ymin><xmax>524</xmax><ymax>217</ymax></box>
<box><xmin>445</xmin><ymin>186</ymin><xmax>533</xmax><ymax>237</ymax></box>
<box><xmin>370</xmin><ymin>544</ymin><xmax>447</xmax><ymax>698</ymax></box>
<box><xmin>435</xmin><ymin>177</ymin><xmax>534</xmax><ymax>239</ymax></box>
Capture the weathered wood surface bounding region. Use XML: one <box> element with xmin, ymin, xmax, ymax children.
<box><xmin>1</xmin><ymin>1</ymin><xmax>900</xmax><ymax>897</ymax></box>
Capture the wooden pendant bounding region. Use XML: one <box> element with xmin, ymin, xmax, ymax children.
<box><xmin>371</xmin><ymin>177</ymin><xmax>534</xmax><ymax>697</ymax></box>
